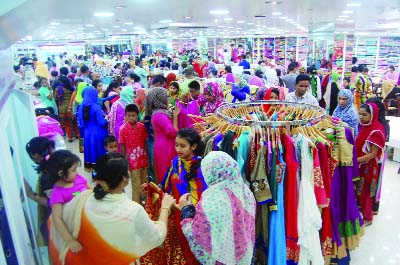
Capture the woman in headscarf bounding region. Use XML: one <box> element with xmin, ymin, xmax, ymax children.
<box><xmin>165</xmin><ymin>73</ymin><xmax>177</xmax><ymax>88</ymax></box>
<box><xmin>146</xmin><ymin>88</ymin><xmax>180</xmax><ymax>182</ymax></box>
<box><xmin>78</xmin><ymin>87</ymin><xmax>108</xmax><ymax>170</ymax></box>
<box><xmin>355</xmin><ymin>103</ymin><xmax>386</xmax><ymax>226</ymax></box>
<box><xmin>200</xmin><ymin>82</ymin><xmax>225</xmax><ymax>115</ymax></box>
<box><xmin>262</xmin><ymin>87</ymin><xmax>280</xmax><ymax>113</ymax></box>
<box><xmin>177</xmin><ymin>151</ymin><xmax>256</xmax><ymax>265</ymax></box>
<box><xmin>332</xmin><ymin>89</ymin><xmax>359</xmax><ymax>136</ymax></box>
<box><xmin>108</xmin><ymin>86</ymin><xmax>134</xmax><ymax>143</ymax></box>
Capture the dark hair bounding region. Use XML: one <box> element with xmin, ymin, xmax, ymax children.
<box><xmin>59</xmin><ymin>67</ymin><xmax>69</xmax><ymax>76</ymax></box>
<box><xmin>34</xmin><ymin>81</ymin><xmax>40</xmax><ymax>89</ymax></box>
<box><xmin>288</xmin><ymin>62</ymin><xmax>297</xmax><ymax>72</ymax></box>
<box><xmin>135</xmin><ymin>58</ymin><xmax>142</xmax><ymax>66</ymax></box>
<box><xmin>365</xmin><ymin>97</ymin><xmax>390</xmax><ymax>140</ymax></box>
<box><xmin>295</xmin><ymin>74</ymin><xmax>311</xmax><ymax>84</ymax></box>
<box><xmin>50</xmin><ymin>70</ymin><xmax>58</xmax><ymax>77</ymax></box>
<box><xmin>352</xmin><ymin>57</ymin><xmax>358</xmax><ymax>65</ymax></box>
<box><xmin>26</xmin><ymin>137</ymin><xmax>55</xmax><ymax>172</ymax></box>
<box><xmin>389</xmin><ymin>65</ymin><xmax>395</xmax><ymax>71</ymax></box>
<box><xmin>185</xmin><ymin>67</ymin><xmax>194</xmax><ymax>76</ymax></box>
<box><xmin>92</xmin><ymin>79</ymin><xmax>102</xmax><ymax>89</ymax></box>
<box><xmin>74</xmin><ymin>78</ymin><xmax>83</xmax><ymax>87</ymax></box>
<box><xmin>128</xmin><ymin>72</ymin><xmax>140</xmax><ymax>83</ymax></box>
<box><xmin>43</xmin><ymin>150</ymin><xmax>80</xmax><ymax>186</ymax></box>
<box><xmin>104</xmin><ymin>135</ymin><xmax>117</xmax><ymax>146</ymax></box>
<box><xmin>169</xmin><ymin>81</ymin><xmax>180</xmax><ymax>91</ymax></box>
<box><xmin>93</xmin><ymin>153</ymin><xmax>129</xmax><ymax>200</ymax></box>
<box><xmin>38</xmin><ymin>77</ymin><xmax>47</xmax><ymax>85</ymax></box>
<box><xmin>114</xmin><ymin>63</ymin><xmax>121</xmax><ymax>69</ymax></box>
<box><xmin>181</xmin><ymin>61</ymin><xmax>188</xmax><ymax>68</ymax></box>
<box><xmin>225</xmin><ymin>65</ymin><xmax>232</xmax><ymax>73</ymax></box>
<box><xmin>343</xmin><ymin>77</ymin><xmax>350</xmax><ymax>83</ymax></box>
<box><xmin>275</xmin><ymin>68</ymin><xmax>281</xmax><ymax>77</ymax></box>
<box><xmin>13</xmin><ymin>65</ymin><xmax>20</xmax><ymax>72</ymax></box>
<box><xmin>125</xmin><ymin>103</ymin><xmax>139</xmax><ymax>114</ymax></box>
<box><xmin>103</xmin><ymin>81</ymin><xmax>120</xmax><ymax>99</ymax></box>
<box><xmin>271</xmin><ymin>88</ymin><xmax>280</xmax><ymax>97</ymax></box>
<box><xmin>351</xmin><ymin>66</ymin><xmax>358</xmax><ymax>73</ymax></box>
<box><xmin>151</xmin><ymin>75</ymin><xmax>166</xmax><ymax>86</ymax></box>
<box><xmin>80</xmin><ymin>65</ymin><xmax>89</xmax><ymax>74</ymax></box>
<box><xmin>176</xmin><ymin>128</ymin><xmax>204</xmax><ymax>180</ymax></box>
<box><xmin>362</xmin><ymin>67</ymin><xmax>369</xmax><ymax>73</ymax></box>
<box><xmin>357</xmin><ymin>64</ymin><xmax>364</xmax><ymax>73</ymax></box>
<box><xmin>188</xmin><ymin>80</ymin><xmax>201</xmax><ymax>91</ymax></box>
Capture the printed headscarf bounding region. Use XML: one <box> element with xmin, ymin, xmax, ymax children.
<box><xmin>181</xmin><ymin>151</ymin><xmax>256</xmax><ymax>265</ymax></box>
<box><xmin>204</xmin><ymin>82</ymin><xmax>224</xmax><ymax>114</ymax></box>
<box><xmin>332</xmin><ymin>89</ymin><xmax>359</xmax><ymax>135</ymax></box>
<box><xmin>145</xmin><ymin>87</ymin><xmax>171</xmax><ymax>117</ymax></box>
<box><xmin>166</xmin><ymin>73</ymin><xmax>177</xmax><ymax>87</ymax></box>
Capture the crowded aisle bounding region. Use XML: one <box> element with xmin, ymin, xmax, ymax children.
<box><xmin>1</xmin><ymin>0</ymin><xmax>400</xmax><ymax>264</ymax></box>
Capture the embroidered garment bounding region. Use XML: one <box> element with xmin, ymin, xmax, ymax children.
<box><xmin>118</xmin><ymin>122</ymin><xmax>148</xmax><ymax>170</ymax></box>
<box><xmin>332</xmin><ymin>89</ymin><xmax>359</xmax><ymax>136</ymax></box>
<box><xmin>181</xmin><ymin>151</ymin><xmax>256</xmax><ymax>265</ymax></box>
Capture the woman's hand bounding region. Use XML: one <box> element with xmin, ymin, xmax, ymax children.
<box><xmin>161</xmin><ymin>194</ymin><xmax>175</xmax><ymax>209</ymax></box>
<box><xmin>68</xmin><ymin>239</ymin><xmax>83</xmax><ymax>253</ymax></box>
<box><xmin>177</xmin><ymin>193</ymin><xmax>192</xmax><ymax>211</ymax></box>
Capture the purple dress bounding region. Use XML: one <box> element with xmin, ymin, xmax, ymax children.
<box><xmin>330</xmin><ymin>127</ymin><xmax>363</xmax><ymax>257</ymax></box>
<box><xmin>176</xmin><ymin>101</ymin><xmax>200</xmax><ymax>130</ymax></box>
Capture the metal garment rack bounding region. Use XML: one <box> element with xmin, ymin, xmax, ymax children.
<box><xmin>215</xmin><ymin>100</ymin><xmax>327</xmax><ymax>127</ymax></box>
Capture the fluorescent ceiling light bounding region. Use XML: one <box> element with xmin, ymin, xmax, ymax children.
<box><xmin>114</xmin><ymin>5</ymin><xmax>126</xmax><ymax>9</ymax></box>
<box><xmin>48</xmin><ymin>26</ymin><xmax>56</xmax><ymax>29</ymax></box>
<box><xmin>342</xmin><ymin>10</ymin><xmax>353</xmax><ymax>14</ymax></box>
<box><xmin>347</xmin><ymin>3</ymin><xmax>361</xmax><ymax>7</ymax></box>
<box><xmin>247</xmin><ymin>22</ymin><xmax>254</xmax><ymax>25</ymax></box>
<box><xmin>77</xmin><ymin>27</ymin><xmax>84</xmax><ymax>30</ymax></box>
<box><xmin>121</xmin><ymin>29</ymin><xmax>127</xmax><ymax>32</ymax></box>
<box><xmin>185</xmin><ymin>16</ymin><xmax>192</xmax><ymax>19</ymax></box>
<box><xmin>336</xmin><ymin>18</ymin><xmax>345</xmax><ymax>21</ymax></box>
<box><xmin>339</xmin><ymin>15</ymin><xmax>349</xmax><ymax>18</ymax></box>
<box><xmin>113</xmin><ymin>25</ymin><xmax>120</xmax><ymax>28</ymax></box>
<box><xmin>85</xmin><ymin>24</ymin><xmax>94</xmax><ymax>27</ymax></box>
<box><xmin>124</xmin><ymin>22</ymin><xmax>133</xmax><ymax>25</ymax></box>
<box><xmin>224</xmin><ymin>18</ymin><xmax>233</xmax><ymax>21</ymax></box>
<box><xmin>210</xmin><ymin>10</ymin><xmax>229</xmax><ymax>15</ymax></box>
<box><xmin>50</xmin><ymin>22</ymin><xmax>60</xmax><ymax>26</ymax></box>
<box><xmin>272</xmin><ymin>12</ymin><xmax>282</xmax><ymax>15</ymax></box>
<box><xmin>160</xmin><ymin>19</ymin><xmax>173</xmax><ymax>23</ymax></box>
<box><xmin>94</xmin><ymin>12</ymin><xmax>114</xmax><ymax>17</ymax></box>
<box><xmin>102</xmin><ymin>28</ymin><xmax>109</xmax><ymax>31</ymax></box>
<box><xmin>347</xmin><ymin>20</ymin><xmax>354</xmax><ymax>23</ymax></box>
<box><xmin>237</xmin><ymin>20</ymin><xmax>245</xmax><ymax>23</ymax></box>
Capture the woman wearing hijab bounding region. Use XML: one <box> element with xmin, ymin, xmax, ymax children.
<box><xmin>177</xmin><ymin>151</ymin><xmax>256</xmax><ymax>265</ymax></box>
<box><xmin>108</xmin><ymin>86</ymin><xmax>134</xmax><ymax>143</ymax></box>
<box><xmin>355</xmin><ymin>103</ymin><xmax>386</xmax><ymax>226</ymax></box>
<box><xmin>146</xmin><ymin>88</ymin><xmax>180</xmax><ymax>182</ymax></box>
<box><xmin>200</xmin><ymin>82</ymin><xmax>225</xmax><ymax>115</ymax></box>
<box><xmin>78</xmin><ymin>87</ymin><xmax>108</xmax><ymax>170</ymax></box>
<box><xmin>165</xmin><ymin>73</ymin><xmax>177</xmax><ymax>88</ymax></box>
<box><xmin>332</xmin><ymin>89</ymin><xmax>359</xmax><ymax>136</ymax></box>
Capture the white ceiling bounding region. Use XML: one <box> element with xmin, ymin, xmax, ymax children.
<box><xmin>1</xmin><ymin>0</ymin><xmax>400</xmax><ymax>46</ymax></box>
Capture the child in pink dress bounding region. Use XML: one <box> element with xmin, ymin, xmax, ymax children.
<box><xmin>47</xmin><ymin>150</ymin><xmax>90</xmax><ymax>253</ymax></box>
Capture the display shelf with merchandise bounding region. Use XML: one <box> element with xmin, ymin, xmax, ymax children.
<box><xmin>274</xmin><ymin>37</ymin><xmax>285</xmax><ymax>66</ymax></box>
<box><xmin>207</xmin><ymin>38</ymin><xmax>216</xmax><ymax>57</ymax></box>
<box><xmin>355</xmin><ymin>37</ymin><xmax>378</xmax><ymax>71</ymax></box>
<box><xmin>285</xmin><ymin>37</ymin><xmax>297</xmax><ymax>63</ymax></box>
<box><xmin>333</xmin><ymin>34</ymin><xmax>345</xmax><ymax>75</ymax></box>
<box><xmin>344</xmin><ymin>35</ymin><xmax>355</xmax><ymax>77</ymax></box>
<box><xmin>377</xmin><ymin>37</ymin><xmax>400</xmax><ymax>75</ymax></box>
<box><xmin>296</xmin><ymin>37</ymin><xmax>308</xmax><ymax>66</ymax></box>
<box><xmin>252</xmin><ymin>38</ymin><xmax>263</xmax><ymax>62</ymax></box>
<box><xmin>264</xmin><ymin>37</ymin><xmax>275</xmax><ymax>59</ymax></box>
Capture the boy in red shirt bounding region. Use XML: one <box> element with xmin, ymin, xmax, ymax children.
<box><xmin>119</xmin><ymin>104</ymin><xmax>148</xmax><ymax>203</ymax></box>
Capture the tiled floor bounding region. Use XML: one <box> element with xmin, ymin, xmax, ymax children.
<box><xmin>65</xmin><ymin>141</ymin><xmax>400</xmax><ymax>265</ymax></box>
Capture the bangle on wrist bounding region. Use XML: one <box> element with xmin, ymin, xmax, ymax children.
<box><xmin>161</xmin><ymin>207</ymin><xmax>171</xmax><ymax>215</ymax></box>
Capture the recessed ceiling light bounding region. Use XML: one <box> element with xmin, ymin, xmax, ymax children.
<box><xmin>85</xmin><ymin>24</ymin><xmax>94</xmax><ymax>27</ymax></box>
<box><xmin>224</xmin><ymin>18</ymin><xmax>233</xmax><ymax>21</ymax></box>
<box><xmin>336</xmin><ymin>18</ymin><xmax>345</xmax><ymax>21</ymax></box>
<box><xmin>185</xmin><ymin>16</ymin><xmax>192</xmax><ymax>19</ymax></box>
<box><xmin>160</xmin><ymin>19</ymin><xmax>173</xmax><ymax>23</ymax></box>
<box><xmin>343</xmin><ymin>31</ymin><xmax>349</xmax><ymax>34</ymax></box>
<box><xmin>114</xmin><ymin>5</ymin><xmax>126</xmax><ymax>9</ymax></box>
<box><xmin>339</xmin><ymin>15</ymin><xmax>349</xmax><ymax>18</ymax></box>
<box><xmin>279</xmin><ymin>16</ymin><xmax>288</xmax><ymax>19</ymax></box>
<box><xmin>218</xmin><ymin>25</ymin><xmax>225</xmax><ymax>28</ymax></box>
<box><xmin>121</xmin><ymin>29</ymin><xmax>127</xmax><ymax>32</ymax></box>
<box><xmin>113</xmin><ymin>25</ymin><xmax>120</xmax><ymax>28</ymax></box>
<box><xmin>124</xmin><ymin>22</ymin><xmax>133</xmax><ymax>25</ymax></box>
<box><xmin>77</xmin><ymin>27</ymin><xmax>84</xmax><ymax>30</ymax></box>
<box><xmin>237</xmin><ymin>20</ymin><xmax>245</xmax><ymax>23</ymax></box>
<box><xmin>48</xmin><ymin>26</ymin><xmax>56</xmax><ymax>29</ymax></box>
<box><xmin>347</xmin><ymin>20</ymin><xmax>354</xmax><ymax>23</ymax></box>
<box><xmin>347</xmin><ymin>3</ymin><xmax>361</xmax><ymax>7</ymax></box>
<box><xmin>247</xmin><ymin>22</ymin><xmax>254</xmax><ymax>25</ymax></box>
<box><xmin>102</xmin><ymin>28</ymin><xmax>109</xmax><ymax>31</ymax></box>
<box><xmin>342</xmin><ymin>10</ymin><xmax>353</xmax><ymax>14</ymax></box>
<box><xmin>210</xmin><ymin>10</ymin><xmax>229</xmax><ymax>15</ymax></box>
<box><xmin>272</xmin><ymin>12</ymin><xmax>282</xmax><ymax>15</ymax></box>
<box><xmin>94</xmin><ymin>12</ymin><xmax>114</xmax><ymax>17</ymax></box>
<box><xmin>50</xmin><ymin>22</ymin><xmax>60</xmax><ymax>26</ymax></box>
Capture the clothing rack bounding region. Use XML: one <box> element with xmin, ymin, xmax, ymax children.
<box><xmin>214</xmin><ymin>100</ymin><xmax>326</xmax><ymax>127</ymax></box>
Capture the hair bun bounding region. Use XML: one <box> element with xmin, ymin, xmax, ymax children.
<box><xmin>93</xmin><ymin>184</ymin><xmax>108</xmax><ymax>200</ymax></box>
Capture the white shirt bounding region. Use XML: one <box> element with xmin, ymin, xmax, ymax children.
<box><xmin>285</xmin><ymin>91</ymin><xmax>319</xmax><ymax>106</ymax></box>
